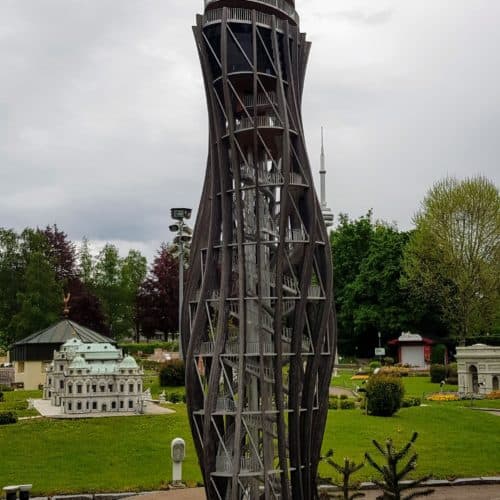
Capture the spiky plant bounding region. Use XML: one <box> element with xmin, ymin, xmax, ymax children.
<box><xmin>321</xmin><ymin>450</ymin><xmax>365</xmax><ymax>499</ymax></box>
<box><xmin>364</xmin><ymin>432</ymin><xmax>434</xmax><ymax>500</ymax></box>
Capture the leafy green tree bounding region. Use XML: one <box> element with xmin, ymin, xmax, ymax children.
<box><xmin>79</xmin><ymin>237</ymin><xmax>94</xmax><ymax>286</ymax></box>
<box><xmin>121</xmin><ymin>249</ymin><xmax>147</xmax><ymax>341</ymax></box>
<box><xmin>8</xmin><ymin>251</ymin><xmax>62</xmax><ymax>342</ymax></box>
<box><xmin>330</xmin><ymin>212</ymin><xmax>374</xmax><ymax>354</ymax></box>
<box><xmin>0</xmin><ymin>229</ymin><xmax>23</xmax><ymax>346</ymax></box>
<box><xmin>346</xmin><ymin>225</ymin><xmax>411</xmax><ymax>352</ymax></box>
<box><xmin>93</xmin><ymin>244</ymin><xmax>126</xmax><ymax>339</ymax></box>
<box><xmin>402</xmin><ymin>176</ymin><xmax>500</xmax><ymax>344</ymax></box>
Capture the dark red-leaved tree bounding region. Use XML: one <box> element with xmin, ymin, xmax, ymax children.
<box><xmin>41</xmin><ymin>225</ymin><xmax>78</xmax><ymax>285</ymax></box>
<box><xmin>67</xmin><ymin>278</ymin><xmax>109</xmax><ymax>335</ymax></box>
<box><xmin>136</xmin><ymin>245</ymin><xmax>179</xmax><ymax>341</ymax></box>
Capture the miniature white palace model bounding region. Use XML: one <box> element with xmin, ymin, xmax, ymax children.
<box><xmin>43</xmin><ymin>338</ymin><xmax>144</xmax><ymax>414</ymax></box>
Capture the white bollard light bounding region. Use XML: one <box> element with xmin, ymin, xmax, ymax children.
<box><xmin>171</xmin><ymin>438</ymin><xmax>186</xmax><ymax>487</ymax></box>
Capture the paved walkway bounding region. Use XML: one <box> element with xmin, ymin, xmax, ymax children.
<box><xmin>32</xmin><ymin>399</ymin><xmax>175</xmax><ymax>418</ymax></box>
<box><xmin>131</xmin><ymin>484</ymin><xmax>500</xmax><ymax>499</ymax></box>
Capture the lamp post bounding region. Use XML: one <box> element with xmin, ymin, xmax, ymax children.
<box><xmin>169</xmin><ymin>208</ymin><xmax>192</xmax><ymax>359</ymax></box>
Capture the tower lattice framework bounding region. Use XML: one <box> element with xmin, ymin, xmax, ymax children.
<box><xmin>183</xmin><ymin>1</ymin><xmax>336</xmax><ymax>498</ymax></box>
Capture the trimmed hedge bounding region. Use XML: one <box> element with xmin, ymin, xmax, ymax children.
<box><xmin>365</xmin><ymin>374</ymin><xmax>404</xmax><ymax>417</ymax></box>
<box><xmin>119</xmin><ymin>341</ymin><xmax>179</xmax><ymax>355</ymax></box>
<box><xmin>159</xmin><ymin>360</ymin><xmax>185</xmax><ymax>387</ymax></box>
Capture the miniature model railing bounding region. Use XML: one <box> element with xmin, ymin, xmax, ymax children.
<box><xmin>242</xmin><ymin>91</ymin><xmax>278</xmax><ymax>108</ymax></box>
<box><xmin>216</xmin><ymin>396</ymin><xmax>236</xmax><ymax>412</ymax></box>
<box><xmin>204</xmin><ymin>0</ymin><xmax>299</xmax><ymax>24</ymax></box>
<box><xmin>216</xmin><ymin>454</ymin><xmax>262</xmax><ymax>473</ymax></box>
<box><xmin>203</xmin><ymin>8</ymin><xmax>288</xmax><ymax>33</ymax></box>
<box><xmin>232</xmin><ymin>114</ymin><xmax>283</xmax><ymax>132</ymax></box>
<box><xmin>238</xmin><ymin>165</ymin><xmax>305</xmax><ymax>186</ymax></box>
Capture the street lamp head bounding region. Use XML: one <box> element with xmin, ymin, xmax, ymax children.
<box><xmin>171</xmin><ymin>208</ymin><xmax>192</xmax><ymax>221</ymax></box>
<box><xmin>169</xmin><ymin>224</ymin><xmax>180</xmax><ymax>232</ymax></box>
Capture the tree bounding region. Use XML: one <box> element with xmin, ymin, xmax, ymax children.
<box><xmin>137</xmin><ymin>245</ymin><xmax>179</xmax><ymax>341</ymax></box>
<box><xmin>121</xmin><ymin>249</ymin><xmax>147</xmax><ymax>341</ymax></box>
<box><xmin>365</xmin><ymin>432</ymin><xmax>434</xmax><ymax>500</ymax></box>
<box><xmin>0</xmin><ymin>229</ymin><xmax>23</xmax><ymax>346</ymax></box>
<box><xmin>8</xmin><ymin>251</ymin><xmax>62</xmax><ymax>341</ymax></box>
<box><xmin>330</xmin><ymin>212</ymin><xmax>375</xmax><ymax>354</ymax></box>
<box><xmin>40</xmin><ymin>225</ymin><xmax>77</xmax><ymax>285</ymax></box>
<box><xmin>330</xmin><ymin>214</ymin><xmax>432</xmax><ymax>356</ymax></box>
<box><xmin>402</xmin><ymin>176</ymin><xmax>500</xmax><ymax>344</ymax></box>
<box><xmin>93</xmin><ymin>244</ymin><xmax>126</xmax><ymax>339</ymax></box>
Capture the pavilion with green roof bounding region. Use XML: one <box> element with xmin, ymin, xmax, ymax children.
<box><xmin>8</xmin><ymin>319</ymin><xmax>114</xmax><ymax>390</ymax></box>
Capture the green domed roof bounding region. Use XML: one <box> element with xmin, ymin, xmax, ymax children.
<box><xmin>69</xmin><ymin>355</ymin><xmax>87</xmax><ymax>369</ymax></box>
<box><xmin>120</xmin><ymin>355</ymin><xmax>138</xmax><ymax>369</ymax></box>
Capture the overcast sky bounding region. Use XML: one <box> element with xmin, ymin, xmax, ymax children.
<box><xmin>1</xmin><ymin>0</ymin><xmax>499</xmax><ymax>262</ymax></box>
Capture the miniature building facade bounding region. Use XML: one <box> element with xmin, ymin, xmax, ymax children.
<box><xmin>457</xmin><ymin>344</ymin><xmax>500</xmax><ymax>395</ymax></box>
<box><xmin>8</xmin><ymin>319</ymin><xmax>115</xmax><ymax>390</ymax></box>
<box><xmin>44</xmin><ymin>338</ymin><xmax>143</xmax><ymax>414</ymax></box>
<box><xmin>388</xmin><ymin>332</ymin><xmax>434</xmax><ymax>368</ymax></box>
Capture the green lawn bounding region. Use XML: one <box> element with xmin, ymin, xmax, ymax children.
<box><xmin>0</xmin><ymin>405</ymin><xmax>200</xmax><ymax>495</ymax></box>
<box><xmin>1</xmin><ymin>398</ymin><xmax>499</xmax><ymax>494</ymax></box>
<box><xmin>0</xmin><ymin>390</ymin><xmax>41</xmax><ymax>418</ymax></box>
<box><xmin>321</xmin><ymin>405</ymin><xmax>500</xmax><ymax>482</ymax></box>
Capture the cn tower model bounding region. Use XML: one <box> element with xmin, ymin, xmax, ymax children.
<box><xmin>183</xmin><ymin>1</ymin><xmax>336</xmax><ymax>499</ymax></box>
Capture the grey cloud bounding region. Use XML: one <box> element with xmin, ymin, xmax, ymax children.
<box><xmin>1</xmin><ymin>0</ymin><xmax>499</xmax><ymax>262</ymax></box>
<box><xmin>334</xmin><ymin>9</ymin><xmax>393</xmax><ymax>26</ymax></box>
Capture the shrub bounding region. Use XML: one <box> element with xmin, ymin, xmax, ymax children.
<box><xmin>380</xmin><ymin>366</ymin><xmax>410</xmax><ymax>377</ymax></box>
<box><xmin>430</xmin><ymin>364</ymin><xmax>446</xmax><ymax>383</ymax></box>
<box><xmin>431</xmin><ymin>344</ymin><xmax>447</xmax><ymax>365</ymax></box>
<box><xmin>401</xmin><ymin>397</ymin><xmax>421</xmax><ymax>408</ymax></box>
<box><xmin>0</xmin><ymin>392</ymin><xmax>3</xmax><ymax>402</ymax></box>
<box><xmin>445</xmin><ymin>377</ymin><xmax>458</xmax><ymax>385</ymax></box>
<box><xmin>0</xmin><ymin>385</ymin><xmax>13</xmax><ymax>392</ymax></box>
<box><xmin>159</xmin><ymin>360</ymin><xmax>185</xmax><ymax>387</ymax></box>
<box><xmin>328</xmin><ymin>397</ymin><xmax>339</xmax><ymax>409</ymax></box>
<box><xmin>340</xmin><ymin>399</ymin><xmax>355</xmax><ymax>410</ymax></box>
<box><xmin>365</xmin><ymin>374</ymin><xmax>404</xmax><ymax>417</ymax></box>
<box><xmin>0</xmin><ymin>412</ymin><xmax>17</xmax><ymax>425</ymax></box>
<box><xmin>382</xmin><ymin>356</ymin><xmax>394</xmax><ymax>366</ymax></box>
<box><xmin>339</xmin><ymin>394</ymin><xmax>348</xmax><ymax>400</ymax></box>
<box><xmin>369</xmin><ymin>361</ymin><xmax>382</xmax><ymax>371</ymax></box>
<box><xmin>167</xmin><ymin>391</ymin><xmax>182</xmax><ymax>404</ymax></box>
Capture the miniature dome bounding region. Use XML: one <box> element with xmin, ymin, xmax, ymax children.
<box><xmin>69</xmin><ymin>355</ymin><xmax>87</xmax><ymax>369</ymax></box>
<box><xmin>120</xmin><ymin>355</ymin><xmax>138</xmax><ymax>369</ymax></box>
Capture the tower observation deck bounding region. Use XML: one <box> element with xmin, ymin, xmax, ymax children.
<box><xmin>183</xmin><ymin>2</ymin><xmax>336</xmax><ymax>498</ymax></box>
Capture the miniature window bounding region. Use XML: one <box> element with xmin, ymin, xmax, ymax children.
<box><xmin>18</xmin><ymin>362</ymin><xmax>25</xmax><ymax>373</ymax></box>
<box><xmin>77</xmin><ymin>402</ymin><xmax>82</xmax><ymax>410</ymax></box>
<box><xmin>86</xmin><ymin>384</ymin><xmax>90</xmax><ymax>393</ymax></box>
<box><xmin>111</xmin><ymin>401</ymin><xmax>116</xmax><ymax>409</ymax></box>
<box><xmin>120</xmin><ymin>384</ymin><xmax>124</xmax><ymax>392</ymax></box>
<box><xmin>137</xmin><ymin>383</ymin><xmax>141</xmax><ymax>392</ymax></box>
<box><xmin>60</xmin><ymin>365</ymin><xmax>64</xmax><ymax>371</ymax></box>
<box><xmin>86</xmin><ymin>402</ymin><xmax>89</xmax><ymax>410</ymax></box>
<box><xmin>128</xmin><ymin>400</ymin><xmax>133</xmax><ymax>409</ymax></box>
<box><xmin>108</xmin><ymin>384</ymin><xmax>113</xmax><ymax>392</ymax></box>
<box><xmin>68</xmin><ymin>403</ymin><xmax>72</xmax><ymax>411</ymax></box>
<box><xmin>68</xmin><ymin>384</ymin><xmax>73</xmax><ymax>394</ymax></box>
<box><xmin>120</xmin><ymin>401</ymin><xmax>124</xmax><ymax>409</ymax></box>
<box><xmin>77</xmin><ymin>385</ymin><xmax>82</xmax><ymax>394</ymax></box>
<box><xmin>60</xmin><ymin>380</ymin><xmax>64</xmax><ymax>389</ymax></box>
<box><xmin>100</xmin><ymin>385</ymin><xmax>105</xmax><ymax>392</ymax></box>
<box><xmin>92</xmin><ymin>402</ymin><xmax>97</xmax><ymax>410</ymax></box>
<box><xmin>129</xmin><ymin>384</ymin><xmax>134</xmax><ymax>393</ymax></box>
<box><xmin>92</xmin><ymin>385</ymin><xmax>97</xmax><ymax>393</ymax></box>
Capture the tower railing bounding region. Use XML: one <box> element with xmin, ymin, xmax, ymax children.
<box><xmin>204</xmin><ymin>0</ymin><xmax>299</xmax><ymax>24</ymax></box>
